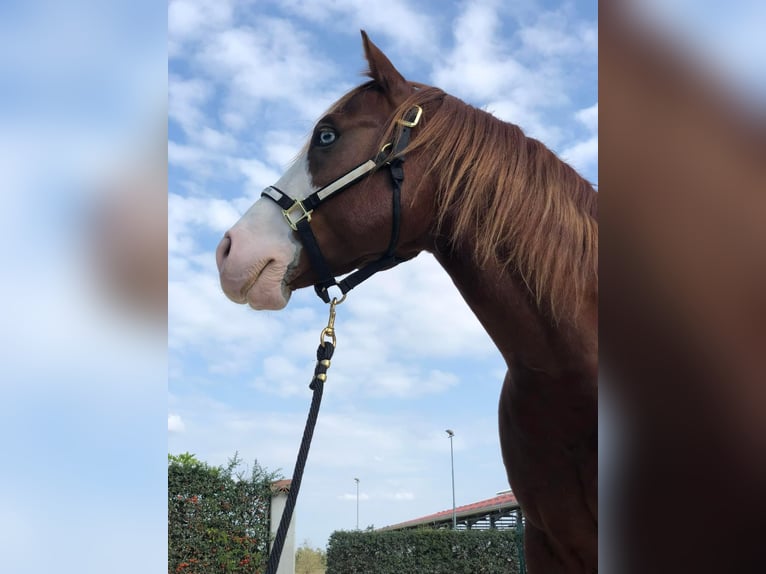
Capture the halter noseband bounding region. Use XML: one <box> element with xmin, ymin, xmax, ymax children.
<box><xmin>261</xmin><ymin>105</ymin><xmax>423</xmax><ymax>303</ymax></box>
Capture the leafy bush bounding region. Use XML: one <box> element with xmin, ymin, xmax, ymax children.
<box><xmin>295</xmin><ymin>540</ymin><xmax>327</xmax><ymax>574</ymax></box>
<box><xmin>168</xmin><ymin>452</ymin><xmax>280</xmax><ymax>574</ymax></box>
<box><xmin>326</xmin><ymin>529</ymin><xmax>522</xmax><ymax>574</ymax></box>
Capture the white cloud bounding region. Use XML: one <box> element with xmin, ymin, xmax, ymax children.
<box><xmin>433</xmin><ymin>2</ymin><xmax>526</xmax><ymax>102</ymax></box>
<box><xmin>168</xmin><ymin>75</ymin><xmax>211</xmax><ymax>136</ymax></box>
<box><xmin>231</xmin><ymin>254</ymin><xmax>500</xmax><ymax>400</ymax></box>
<box><xmin>251</xmin><ymin>350</ymin><xmax>461</xmax><ymax>400</ymax></box>
<box><xmin>251</xmin><ymin>354</ymin><xmax>316</xmax><ymax>398</ymax></box>
<box><xmin>196</xmin><ymin>126</ymin><xmax>237</xmax><ymax>152</ymax></box>
<box><xmin>335</xmin><ymin>490</ymin><xmax>413</xmax><ymax>501</ymax></box>
<box><xmin>560</xmin><ymin>135</ymin><xmax>598</xmax><ymax>174</ymax></box>
<box><xmin>259</xmin><ymin>131</ymin><xmax>307</xmax><ymax>170</ymax></box>
<box><xmin>560</xmin><ymin>102</ymin><xmax>598</xmax><ymax>176</ymax></box>
<box><xmin>342</xmin><ymin>256</ymin><xmax>497</xmax><ymax>359</ymax></box>
<box><xmin>576</xmin><ymin>102</ymin><xmax>599</xmax><ymax>132</ymax></box>
<box><xmin>168</xmin><ymin>0</ymin><xmax>234</xmax><ymax>47</ymax></box>
<box><xmin>168</xmin><ymin>241</ymin><xmax>500</xmax><ymax>400</ymax></box>
<box><xmin>168</xmin><ymin>414</ymin><xmax>186</xmax><ymax>433</ymax></box>
<box><xmin>432</xmin><ymin>2</ymin><xmax>597</xmax><ymax>151</ymax></box>
<box><xmin>518</xmin><ymin>8</ymin><xmax>597</xmax><ymax>57</ymax></box>
<box><xmin>485</xmin><ymin>98</ymin><xmax>565</xmax><ymax>148</ymax></box>
<box><xmin>168</xmin><ymin>141</ymin><xmax>207</xmax><ymax>171</ymax></box>
<box><xmin>275</xmin><ymin>0</ymin><xmax>439</xmax><ymax>57</ymax></box>
<box><xmin>168</xmin><ymin>266</ymin><xmax>287</xmax><ymax>351</ymax></box>
<box><xmin>383</xmin><ymin>491</ymin><xmax>416</xmax><ymax>501</ymax></box>
<box><xmin>229</xmin><ymin>156</ymin><xmax>283</xmax><ymax>201</ymax></box>
<box><xmin>196</xmin><ymin>20</ymin><xmax>337</xmax><ymax>120</ymax></box>
<box><xmin>337</xmin><ymin>492</ymin><xmax>371</xmax><ymax>501</ymax></box>
<box><xmin>167</xmin><ymin>398</ymin><xmax>490</xmax><ymax>480</ymax></box>
<box><xmin>168</xmin><ymin>192</ymin><xmax>241</xmax><ymax>257</ymax></box>
<box><xmin>168</xmin><ymin>18</ymin><xmax>343</xmax><ymax>186</ymax></box>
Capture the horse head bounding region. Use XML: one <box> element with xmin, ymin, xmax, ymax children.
<box><xmin>216</xmin><ymin>31</ymin><xmax>434</xmax><ymax>309</ymax></box>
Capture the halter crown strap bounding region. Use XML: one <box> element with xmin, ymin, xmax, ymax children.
<box><xmin>261</xmin><ymin>105</ymin><xmax>422</xmax><ymax>303</ymax></box>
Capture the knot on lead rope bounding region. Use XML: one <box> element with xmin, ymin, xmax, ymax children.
<box><xmin>310</xmin><ymin>341</ymin><xmax>334</xmax><ymax>390</ymax></box>
<box><xmin>266</xmin><ymin>343</ymin><xmax>332</xmax><ymax>574</ymax></box>
<box><xmin>265</xmin><ymin>298</ymin><xmax>343</xmax><ymax>574</ymax></box>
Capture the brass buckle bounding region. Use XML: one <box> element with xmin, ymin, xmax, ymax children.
<box><xmin>397</xmin><ymin>105</ymin><xmax>423</xmax><ymax>128</ymax></box>
<box><xmin>282</xmin><ymin>200</ymin><xmax>312</xmax><ymax>231</ymax></box>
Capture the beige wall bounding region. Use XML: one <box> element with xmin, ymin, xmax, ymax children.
<box><xmin>270</xmin><ymin>492</ymin><xmax>296</xmax><ymax>574</ymax></box>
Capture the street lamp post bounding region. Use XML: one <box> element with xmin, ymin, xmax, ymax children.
<box><xmin>354</xmin><ymin>477</ymin><xmax>360</xmax><ymax>530</ymax></box>
<box><xmin>446</xmin><ymin>429</ymin><xmax>456</xmax><ymax>529</ymax></box>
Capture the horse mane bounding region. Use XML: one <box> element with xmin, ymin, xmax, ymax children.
<box><xmin>332</xmin><ymin>82</ymin><xmax>598</xmax><ymax>321</ymax></box>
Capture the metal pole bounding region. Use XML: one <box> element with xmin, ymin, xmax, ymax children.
<box><xmin>446</xmin><ymin>429</ymin><xmax>456</xmax><ymax>529</ymax></box>
<box><xmin>354</xmin><ymin>477</ymin><xmax>360</xmax><ymax>530</ymax></box>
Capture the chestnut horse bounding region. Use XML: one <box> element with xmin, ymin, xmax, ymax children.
<box><xmin>217</xmin><ymin>32</ymin><xmax>597</xmax><ymax>574</ymax></box>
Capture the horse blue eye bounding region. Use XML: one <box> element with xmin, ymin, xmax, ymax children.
<box><xmin>317</xmin><ymin>129</ymin><xmax>337</xmax><ymax>146</ymax></box>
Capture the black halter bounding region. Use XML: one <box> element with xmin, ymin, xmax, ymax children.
<box><xmin>261</xmin><ymin>105</ymin><xmax>422</xmax><ymax>303</ymax></box>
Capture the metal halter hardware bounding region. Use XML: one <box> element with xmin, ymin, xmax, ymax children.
<box><xmin>260</xmin><ymin>107</ymin><xmax>421</xmax><ymax>574</ymax></box>
<box><xmin>261</xmin><ymin>105</ymin><xmax>422</xmax><ymax>303</ymax></box>
<box><xmin>261</xmin><ymin>159</ymin><xmax>379</xmax><ymax>231</ymax></box>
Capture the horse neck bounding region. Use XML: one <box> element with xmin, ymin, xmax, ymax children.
<box><xmin>431</xmin><ymin>231</ymin><xmax>598</xmax><ymax>381</ymax></box>
<box><xmin>411</xmin><ymin>104</ymin><xmax>598</xmax><ymax>380</ymax></box>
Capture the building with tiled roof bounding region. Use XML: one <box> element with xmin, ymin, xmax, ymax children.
<box><xmin>271</xmin><ymin>479</ymin><xmax>292</xmax><ymax>494</ymax></box>
<box><xmin>380</xmin><ymin>490</ymin><xmax>524</xmax><ymax>531</ymax></box>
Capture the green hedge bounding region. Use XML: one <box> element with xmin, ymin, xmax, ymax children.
<box><xmin>327</xmin><ymin>529</ymin><xmax>522</xmax><ymax>574</ymax></box>
<box><xmin>168</xmin><ymin>452</ymin><xmax>280</xmax><ymax>574</ymax></box>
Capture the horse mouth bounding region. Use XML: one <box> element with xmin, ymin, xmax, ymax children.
<box><xmin>240</xmin><ymin>261</ymin><xmax>275</xmax><ymax>301</ymax></box>
<box><xmin>231</xmin><ymin>259</ymin><xmax>292</xmax><ymax>311</ymax></box>
<box><xmin>285</xmin><ymin>253</ymin><xmax>384</xmax><ymax>291</ymax></box>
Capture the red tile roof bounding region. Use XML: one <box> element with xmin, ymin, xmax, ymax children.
<box><xmin>271</xmin><ymin>479</ymin><xmax>292</xmax><ymax>494</ymax></box>
<box><xmin>381</xmin><ymin>491</ymin><xmax>520</xmax><ymax>530</ymax></box>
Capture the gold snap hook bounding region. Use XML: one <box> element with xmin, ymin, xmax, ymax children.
<box><xmin>320</xmin><ymin>294</ymin><xmax>346</xmax><ymax>347</ymax></box>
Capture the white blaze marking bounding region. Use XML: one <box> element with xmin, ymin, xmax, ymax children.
<box><xmin>272</xmin><ymin>151</ymin><xmax>316</xmax><ymax>200</ymax></box>
<box><xmin>222</xmin><ymin>152</ymin><xmax>317</xmax><ymax>309</ymax></box>
<box><xmin>233</xmin><ymin>152</ymin><xmax>315</xmax><ymax>246</ymax></box>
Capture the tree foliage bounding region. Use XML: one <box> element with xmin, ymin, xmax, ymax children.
<box><xmin>168</xmin><ymin>452</ymin><xmax>280</xmax><ymax>574</ymax></box>
<box><xmin>295</xmin><ymin>540</ymin><xmax>327</xmax><ymax>574</ymax></box>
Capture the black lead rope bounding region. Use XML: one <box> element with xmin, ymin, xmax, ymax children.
<box><xmin>262</xmin><ymin>106</ymin><xmax>422</xmax><ymax>574</ymax></box>
<box><xmin>265</xmin><ymin>298</ymin><xmax>341</xmax><ymax>574</ymax></box>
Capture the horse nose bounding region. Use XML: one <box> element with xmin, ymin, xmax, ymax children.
<box><xmin>215</xmin><ymin>232</ymin><xmax>232</xmax><ymax>272</ymax></box>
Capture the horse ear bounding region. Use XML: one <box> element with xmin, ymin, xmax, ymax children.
<box><xmin>361</xmin><ymin>30</ymin><xmax>410</xmax><ymax>104</ymax></box>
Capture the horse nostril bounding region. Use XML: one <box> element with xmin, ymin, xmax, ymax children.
<box><xmin>216</xmin><ymin>233</ymin><xmax>232</xmax><ymax>271</ymax></box>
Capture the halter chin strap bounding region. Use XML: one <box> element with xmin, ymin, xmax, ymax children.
<box><xmin>261</xmin><ymin>105</ymin><xmax>422</xmax><ymax>303</ymax></box>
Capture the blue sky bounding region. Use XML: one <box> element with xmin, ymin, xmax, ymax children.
<box><xmin>168</xmin><ymin>0</ymin><xmax>598</xmax><ymax>549</ymax></box>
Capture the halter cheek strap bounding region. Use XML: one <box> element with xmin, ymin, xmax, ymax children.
<box><xmin>261</xmin><ymin>105</ymin><xmax>422</xmax><ymax>303</ymax></box>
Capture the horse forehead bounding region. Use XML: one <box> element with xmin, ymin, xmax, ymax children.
<box><xmin>333</xmin><ymin>85</ymin><xmax>391</xmax><ymax>118</ymax></box>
